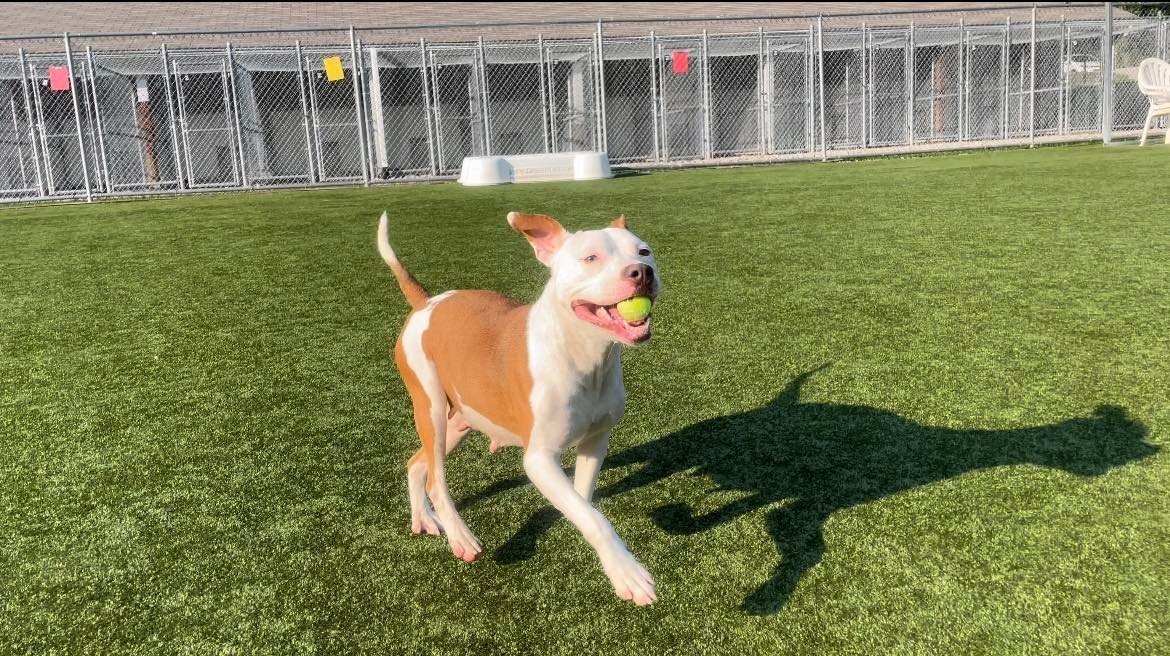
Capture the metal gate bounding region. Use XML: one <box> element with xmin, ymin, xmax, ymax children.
<box><xmin>304</xmin><ymin>50</ymin><xmax>364</xmax><ymax>182</ymax></box>
<box><xmin>1112</xmin><ymin>19</ymin><xmax>1161</xmax><ymax>130</ymax></box>
<box><xmin>599</xmin><ymin>37</ymin><xmax>656</xmax><ymax>163</ymax></box>
<box><xmin>824</xmin><ymin>31</ymin><xmax>865</xmax><ymax>149</ymax></box>
<box><xmin>1032</xmin><ymin>25</ymin><xmax>1064</xmax><ymax>136</ymax></box>
<box><xmin>545</xmin><ymin>39</ymin><xmax>599</xmax><ymax>153</ymax></box>
<box><xmin>171</xmin><ymin>54</ymin><xmax>240</xmax><ymax>188</ymax></box>
<box><xmin>0</xmin><ymin>68</ymin><xmax>42</xmax><ymax>199</ymax></box>
<box><xmin>230</xmin><ymin>48</ymin><xmax>314</xmax><ymax>187</ymax></box>
<box><xmin>86</xmin><ymin>50</ymin><xmax>180</xmax><ymax>192</ymax></box>
<box><xmin>964</xmin><ymin>27</ymin><xmax>1007</xmax><ymax>140</ymax></box>
<box><xmin>1006</xmin><ymin>27</ymin><xmax>1030</xmax><ymax>138</ymax></box>
<box><xmin>657</xmin><ymin>36</ymin><xmax>706</xmax><ymax>161</ymax></box>
<box><xmin>912</xmin><ymin>29</ymin><xmax>962</xmax><ymax>142</ymax></box>
<box><xmin>369</xmin><ymin>44</ymin><xmax>434</xmax><ymax>178</ymax></box>
<box><xmin>485</xmin><ymin>41</ymin><xmax>545</xmax><ymax>156</ymax></box>
<box><xmin>708</xmin><ymin>34</ymin><xmax>762</xmax><ymax>157</ymax></box>
<box><xmin>868</xmin><ymin>29</ymin><xmax>910</xmax><ymax>147</ymax></box>
<box><xmin>27</xmin><ymin>57</ymin><xmax>98</xmax><ymax>195</ymax></box>
<box><xmin>1062</xmin><ymin>24</ymin><xmax>1102</xmax><ymax>134</ymax></box>
<box><xmin>428</xmin><ymin>46</ymin><xmax>485</xmax><ymax>175</ymax></box>
<box><xmin>767</xmin><ymin>34</ymin><xmax>813</xmax><ymax>154</ymax></box>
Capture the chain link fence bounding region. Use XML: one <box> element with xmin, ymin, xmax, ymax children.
<box><xmin>0</xmin><ymin>3</ymin><xmax>1165</xmax><ymax>204</ymax></box>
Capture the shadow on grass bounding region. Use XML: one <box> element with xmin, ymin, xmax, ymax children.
<box><xmin>610</xmin><ymin>168</ymin><xmax>649</xmax><ymax>179</ymax></box>
<box><xmin>462</xmin><ymin>365</ymin><xmax>1157</xmax><ymax>615</ymax></box>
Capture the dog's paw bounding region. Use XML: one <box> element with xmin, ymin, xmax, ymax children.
<box><xmin>446</xmin><ymin>524</ymin><xmax>483</xmax><ymax>563</ymax></box>
<box><xmin>601</xmin><ymin>546</ymin><xmax>656</xmax><ymax>606</ymax></box>
<box><xmin>411</xmin><ymin>508</ymin><xmax>443</xmax><ymax>536</ymax></box>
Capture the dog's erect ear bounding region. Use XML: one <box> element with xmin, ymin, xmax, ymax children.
<box><xmin>508</xmin><ymin>212</ymin><xmax>566</xmax><ymax>267</ymax></box>
<box><xmin>609</xmin><ymin>214</ymin><xmax>627</xmax><ymax>230</ymax></box>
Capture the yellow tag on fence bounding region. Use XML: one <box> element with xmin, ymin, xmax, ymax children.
<box><xmin>323</xmin><ymin>56</ymin><xmax>345</xmax><ymax>82</ymax></box>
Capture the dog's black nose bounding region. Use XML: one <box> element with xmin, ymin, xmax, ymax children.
<box><xmin>623</xmin><ymin>263</ymin><xmax>653</xmax><ymax>283</ymax></box>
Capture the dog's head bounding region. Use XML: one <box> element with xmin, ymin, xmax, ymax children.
<box><xmin>508</xmin><ymin>212</ymin><xmax>661</xmax><ymax>346</ymax></box>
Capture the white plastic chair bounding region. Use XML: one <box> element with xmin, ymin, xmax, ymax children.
<box><xmin>1138</xmin><ymin>57</ymin><xmax>1170</xmax><ymax>146</ymax></box>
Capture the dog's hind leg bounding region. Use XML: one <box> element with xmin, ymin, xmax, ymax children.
<box><xmin>407</xmin><ymin>449</ymin><xmax>440</xmax><ymax>535</ymax></box>
<box><xmin>396</xmin><ymin>321</ymin><xmax>481</xmax><ymax>562</ymax></box>
<box><xmin>417</xmin><ymin>394</ymin><xmax>481</xmax><ymax>562</ymax></box>
<box><xmin>406</xmin><ymin>408</ymin><xmax>471</xmax><ymax>535</ymax></box>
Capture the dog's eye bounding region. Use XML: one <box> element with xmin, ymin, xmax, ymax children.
<box><xmin>638</xmin><ymin>248</ymin><xmax>652</xmax><ymax>257</ymax></box>
<box><xmin>583</xmin><ymin>254</ymin><xmax>598</xmax><ymax>263</ymax></box>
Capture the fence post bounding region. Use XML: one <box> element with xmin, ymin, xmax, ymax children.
<box><xmin>29</xmin><ymin>59</ymin><xmax>56</xmax><ymax>193</ymax></box>
<box><xmin>807</xmin><ymin>25</ymin><xmax>815</xmax><ymax>153</ymax></box>
<box><xmin>1162</xmin><ymin>15</ymin><xmax>1168</xmax><ymax>60</ymax></box>
<box><xmin>1003</xmin><ymin>18</ymin><xmax>1011</xmax><ymax>140</ymax></box>
<box><xmin>645</xmin><ymin>30</ymin><xmax>664</xmax><ymax>162</ymax></box>
<box><xmin>174</xmin><ymin>60</ymin><xmax>199</xmax><ymax>186</ymax></box>
<box><xmin>159</xmin><ymin>44</ymin><xmax>185</xmax><ymax>190</ymax></box>
<box><xmin>908</xmin><ymin>21</ymin><xmax>915</xmax><ymax>145</ymax></box>
<box><xmin>1160</xmin><ymin>15</ymin><xmax>1170</xmax><ymax>60</ymax></box>
<box><xmin>78</xmin><ymin>48</ymin><xmax>103</xmax><ymax>192</ymax></box>
<box><xmin>866</xmin><ymin>26</ymin><xmax>874</xmax><ymax>147</ymax></box>
<box><xmin>597</xmin><ymin>20</ymin><xmax>609</xmax><ymax>153</ymax></box>
<box><xmin>1160</xmin><ymin>15</ymin><xmax>1166</xmax><ymax>59</ymax></box>
<box><xmin>757</xmin><ymin>26</ymin><xmax>766</xmax><ymax>155</ymax></box>
<box><xmin>701</xmin><ymin>29</ymin><xmax>712</xmax><ymax>160</ymax></box>
<box><xmin>1029</xmin><ymin>5</ymin><xmax>1037</xmax><ymax>147</ymax></box>
<box><xmin>348</xmin><ymin>27</ymin><xmax>371</xmax><ymax>184</ymax></box>
<box><xmin>225</xmin><ymin>42</ymin><xmax>249</xmax><ymax>187</ymax></box>
<box><xmin>592</xmin><ymin>29</ymin><xmax>601</xmax><ymax>149</ymax></box>
<box><xmin>418</xmin><ymin>38</ymin><xmax>439</xmax><ymax>176</ymax></box>
<box><xmin>17</xmin><ymin>47</ymin><xmax>47</xmax><ymax>197</ymax></box>
<box><xmin>537</xmin><ymin>34</ymin><xmax>550</xmax><ymax>154</ymax></box>
<box><xmin>85</xmin><ymin>46</ymin><xmax>112</xmax><ymax>191</ymax></box>
<box><xmin>293</xmin><ymin>40</ymin><xmax>316</xmax><ymax>183</ymax></box>
<box><xmin>1059</xmin><ymin>15</ymin><xmax>1067</xmax><ymax>134</ymax></box>
<box><xmin>1102</xmin><ymin>3</ymin><xmax>1113</xmax><ymax>144</ymax></box>
<box><xmin>650</xmin><ymin>31</ymin><xmax>659</xmax><ymax>161</ymax></box>
<box><xmin>860</xmin><ymin>21</ymin><xmax>867</xmax><ymax>149</ymax></box>
<box><xmin>817</xmin><ymin>15</ymin><xmax>827</xmax><ymax>160</ymax></box>
<box><xmin>477</xmin><ymin>36</ymin><xmax>492</xmax><ymax>156</ymax></box>
<box><xmin>958</xmin><ymin>18</ymin><xmax>965</xmax><ymax>142</ymax></box>
<box><xmin>357</xmin><ymin>35</ymin><xmax>375</xmax><ymax>175</ymax></box>
<box><xmin>428</xmin><ymin>49</ymin><xmax>447</xmax><ymax>169</ymax></box>
<box><xmin>62</xmin><ymin>32</ymin><xmax>93</xmax><ymax>202</ymax></box>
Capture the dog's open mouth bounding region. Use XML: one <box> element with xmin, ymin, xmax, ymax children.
<box><xmin>571</xmin><ymin>299</ymin><xmax>653</xmax><ymax>344</ymax></box>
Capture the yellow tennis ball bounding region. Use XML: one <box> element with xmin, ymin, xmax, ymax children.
<box><xmin>616</xmin><ymin>296</ymin><xmax>652</xmax><ymax>322</ymax></box>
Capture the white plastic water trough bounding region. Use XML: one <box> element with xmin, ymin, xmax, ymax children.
<box><xmin>458</xmin><ymin>151</ymin><xmax>613</xmax><ymax>186</ymax></box>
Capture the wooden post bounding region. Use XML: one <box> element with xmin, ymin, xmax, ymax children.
<box><xmin>135</xmin><ymin>78</ymin><xmax>160</xmax><ymax>185</ymax></box>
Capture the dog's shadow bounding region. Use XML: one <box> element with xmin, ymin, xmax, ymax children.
<box><xmin>460</xmin><ymin>365</ymin><xmax>1157</xmax><ymax>615</ymax></box>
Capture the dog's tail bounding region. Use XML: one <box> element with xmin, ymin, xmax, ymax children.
<box><xmin>377</xmin><ymin>212</ymin><xmax>429</xmax><ymax>310</ymax></box>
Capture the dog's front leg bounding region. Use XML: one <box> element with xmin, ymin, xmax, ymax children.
<box><xmin>573</xmin><ymin>430</ymin><xmax>610</xmax><ymax>502</ymax></box>
<box><xmin>523</xmin><ymin>447</ymin><xmax>656</xmax><ymax>605</ymax></box>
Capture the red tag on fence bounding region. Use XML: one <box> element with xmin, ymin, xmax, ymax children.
<box><xmin>48</xmin><ymin>66</ymin><xmax>71</xmax><ymax>91</ymax></box>
<box><xmin>671</xmin><ymin>50</ymin><xmax>689</xmax><ymax>75</ymax></box>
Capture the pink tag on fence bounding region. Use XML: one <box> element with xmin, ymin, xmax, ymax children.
<box><xmin>48</xmin><ymin>66</ymin><xmax>70</xmax><ymax>91</ymax></box>
<box><xmin>671</xmin><ymin>50</ymin><xmax>689</xmax><ymax>75</ymax></box>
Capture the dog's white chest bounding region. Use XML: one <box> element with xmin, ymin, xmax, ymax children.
<box><xmin>530</xmin><ymin>361</ymin><xmax>626</xmax><ymax>450</ymax></box>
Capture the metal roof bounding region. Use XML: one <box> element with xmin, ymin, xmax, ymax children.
<box><xmin>2</xmin><ymin>2</ymin><xmax>1124</xmax><ymax>49</ymax></box>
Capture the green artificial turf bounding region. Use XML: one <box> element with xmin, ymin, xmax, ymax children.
<box><xmin>2</xmin><ymin>144</ymin><xmax>1169</xmax><ymax>654</ymax></box>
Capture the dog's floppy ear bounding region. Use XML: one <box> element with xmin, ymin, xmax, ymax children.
<box><xmin>609</xmin><ymin>214</ymin><xmax>627</xmax><ymax>230</ymax></box>
<box><xmin>508</xmin><ymin>212</ymin><xmax>566</xmax><ymax>267</ymax></box>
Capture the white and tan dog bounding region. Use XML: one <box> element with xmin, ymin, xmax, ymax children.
<box><xmin>377</xmin><ymin>210</ymin><xmax>660</xmax><ymax>606</ymax></box>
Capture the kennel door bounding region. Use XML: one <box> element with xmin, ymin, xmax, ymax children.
<box><xmin>656</xmin><ymin>36</ymin><xmax>706</xmax><ymax>161</ymax></box>
<box><xmin>171</xmin><ymin>55</ymin><xmax>241</xmax><ymax>188</ymax></box>
<box><xmin>544</xmin><ymin>40</ymin><xmax>599</xmax><ymax>154</ymax></box>
<box><xmin>428</xmin><ymin>46</ymin><xmax>485</xmax><ymax>175</ymax></box>
<box><xmin>766</xmin><ymin>35</ymin><xmax>813</xmax><ymax>154</ymax></box>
